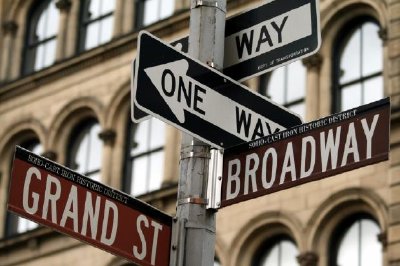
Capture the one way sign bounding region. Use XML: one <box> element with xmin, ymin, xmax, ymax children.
<box><xmin>133</xmin><ymin>31</ymin><xmax>302</xmax><ymax>149</ymax></box>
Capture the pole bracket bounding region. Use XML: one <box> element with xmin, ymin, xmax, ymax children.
<box><xmin>207</xmin><ymin>149</ymin><xmax>223</xmax><ymax>209</ymax></box>
<box><xmin>191</xmin><ymin>0</ymin><xmax>226</xmax><ymax>12</ymax></box>
<box><xmin>177</xmin><ymin>196</ymin><xmax>208</xmax><ymax>206</ymax></box>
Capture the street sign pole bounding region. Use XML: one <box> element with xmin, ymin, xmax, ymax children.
<box><xmin>171</xmin><ymin>0</ymin><xmax>226</xmax><ymax>265</ymax></box>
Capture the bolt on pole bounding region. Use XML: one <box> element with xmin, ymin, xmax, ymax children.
<box><xmin>169</xmin><ymin>0</ymin><xmax>226</xmax><ymax>265</ymax></box>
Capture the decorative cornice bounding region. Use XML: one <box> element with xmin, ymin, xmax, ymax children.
<box><xmin>302</xmin><ymin>54</ymin><xmax>323</xmax><ymax>70</ymax></box>
<box><xmin>98</xmin><ymin>129</ymin><xmax>116</xmax><ymax>146</ymax></box>
<box><xmin>55</xmin><ymin>0</ymin><xmax>72</xmax><ymax>11</ymax></box>
<box><xmin>297</xmin><ymin>251</ymin><xmax>319</xmax><ymax>266</ymax></box>
<box><xmin>41</xmin><ymin>150</ymin><xmax>57</xmax><ymax>161</ymax></box>
<box><xmin>2</xmin><ymin>21</ymin><xmax>18</xmax><ymax>36</ymax></box>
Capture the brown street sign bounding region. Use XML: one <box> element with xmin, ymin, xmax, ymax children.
<box><xmin>220</xmin><ymin>98</ymin><xmax>390</xmax><ymax>208</ymax></box>
<box><xmin>8</xmin><ymin>146</ymin><xmax>172</xmax><ymax>266</ymax></box>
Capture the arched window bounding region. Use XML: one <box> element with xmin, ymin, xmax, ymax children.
<box><xmin>67</xmin><ymin>119</ymin><xmax>102</xmax><ymax>181</ymax></box>
<box><xmin>329</xmin><ymin>214</ymin><xmax>382</xmax><ymax>266</ymax></box>
<box><xmin>259</xmin><ymin>61</ymin><xmax>306</xmax><ymax>119</ymax></box>
<box><xmin>252</xmin><ymin>235</ymin><xmax>299</xmax><ymax>266</ymax></box>
<box><xmin>79</xmin><ymin>0</ymin><xmax>115</xmax><ymax>51</ymax></box>
<box><xmin>5</xmin><ymin>139</ymin><xmax>42</xmax><ymax>236</ymax></box>
<box><xmin>332</xmin><ymin>18</ymin><xmax>383</xmax><ymax>112</ymax></box>
<box><xmin>124</xmin><ymin>117</ymin><xmax>165</xmax><ymax>196</ymax></box>
<box><xmin>135</xmin><ymin>0</ymin><xmax>175</xmax><ymax>29</ymax></box>
<box><xmin>23</xmin><ymin>0</ymin><xmax>59</xmax><ymax>74</ymax></box>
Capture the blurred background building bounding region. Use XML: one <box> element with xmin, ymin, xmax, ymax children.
<box><xmin>0</xmin><ymin>0</ymin><xmax>399</xmax><ymax>265</ymax></box>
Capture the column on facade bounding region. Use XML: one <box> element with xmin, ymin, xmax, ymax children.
<box><xmin>55</xmin><ymin>0</ymin><xmax>71</xmax><ymax>61</ymax></box>
<box><xmin>162</xmin><ymin>125</ymin><xmax>181</xmax><ymax>186</ymax></box>
<box><xmin>0</xmin><ymin>21</ymin><xmax>18</xmax><ymax>81</ymax></box>
<box><xmin>302</xmin><ymin>54</ymin><xmax>322</xmax><ymax>122</ymax></box>
<box><xmin>98</xmin><ymin>129</ymin><xmax>116</xmax><ymax>187</ymax></box>
<box><xmin>174</xmin><ymin>0</ymin><xmax>190</xmax><ymax>12</ymax></box>
<box><xmin>114</xmin><ymin>0</ymin><xmax>135</xmax><ymax>36</ymax></box>
<box><xmin>297</xmin><ymin>251</ymin><xmax>319</xmax><ymax>266</ymax></box>
<box><xmin>388</xmin><ymin>1</ymin><xmax>400</xmax><ymax>265</ymax></box>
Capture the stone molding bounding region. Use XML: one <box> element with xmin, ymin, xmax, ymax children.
<box><xmin>98</xmin><ymin>128</ymin><xmax>116</xmax><ymax>146</ymax></box>
<box><xmin>302</xmin><ymin>54</ymin><xmax>323</xmax><ymax>70</ymax></box>
<box><xmin>41</xmin><ymin>150</ymin><xmax>57</xmax><ymax>161</ymax></box>
<box><xmin>297</xmin><ymin>251</ymin><xmax>319</xmax><ymax>266</ymax></box>
<box><xmin>55</xmin><ymin>0</ymin><xmax>72</xmax><ymax>11</ymax></box>
<box><xmin>2</xmin><ymin>21</ymin><xmax>18</xmax><ymax>36</ymax></box>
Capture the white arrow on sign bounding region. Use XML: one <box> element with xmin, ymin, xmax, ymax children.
<box><xmin>142</xmin><ymin>59</ymin><xmax>285</xmax><ymax>142</ymax></box>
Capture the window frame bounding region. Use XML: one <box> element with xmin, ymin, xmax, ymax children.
<box><xmin>328</xmin><ymin>213</ymin><xmax>382</xmax><ymax>266</ymax></box>
<box><xmin>134</xmin><ymin>0</ymin><xmax>175</xmax><ymax>29</ymax></box>
<box><xmin>258</xmin><ymin>61</ymin><xmax>306</xmax><ymax>119</ymax></box>
<box><xmin>251</xmin><ymin>234</ymin><xmax>299</xmax><ymax>266</ymax></box>
<box><xmin>78</xmin><ymin>0</ymin><xmax>115</xmax><ymax>52</ymax></box>
<box><xmin>22</xmin><ymin>0</ymin><xmax>59</xmax><ymax>75</ymax></box>
<box><xmin>123</xmin><ymin>117</ymin><xmax>165</xmax><ymax>196</ymax></box>
<box><xmin>66</xmin><ymin>118</ymin><xmax>102</xmax><ymax>179</ymax></box>
<box><xmin>331</xmin><ymin>16</ymin><xmax>383</xmax><ymax>113</ymax></box>
<box><xmin>4</xmin><ymin>139</ymin><xmax>42</xmax><ymax>237</ymax></box>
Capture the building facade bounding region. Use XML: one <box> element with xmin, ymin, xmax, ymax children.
<box><xmin>0</xmin><ymin>0</ymin><xmax>399</xmax><ymax>265</ymax></box>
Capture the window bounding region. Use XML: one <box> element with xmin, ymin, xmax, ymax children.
<box><xmin>333</xmin><ymin>19</ymin><xmax>383</xmax><ymax>112</ymax></box>
<box><xmin>79</xmin><ymin>0</ymin><xmax>115</xmax><ymax>51</ymax></box>
<box><xmin>23</xmin><ymin>0</ymin><xmax>59</xmax><ymax>74</ymax></box>
<box><xmin>135</xmin><ymin>0</ymin><xmax>175</xmax><ymax>29</ymax></box>
<box><xmin>125</xmin><ymin>117</ymin><xmax>165</xmax><ymax>196</ymax></box>
<box><xmin>67</xmin><ymin>119</ymin><xmax>102</xmax><ymax>181</ymax></box>
<box><xmin>252</xmin><ymin>235</ymin><xmax>299</xmax><ymax>266</ymax></box>
<box><xmin>5</xmin><ymin>139</ymin><xmax>42</xmax><ymax>236</ymax></box>
<box><xmin>259</xmin><ymin>61</ymin><xmax>306</xmax><ymax>119</ymax></box>
<box><xmin>330</xmin><ymin>215</ymin><xmax>382</xmax><ymax>266</ymax></box>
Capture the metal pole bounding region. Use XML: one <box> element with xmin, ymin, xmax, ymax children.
<box><xmin>170</xmin><ymin>0</ymin><xmax>226</xmax><ymax>265</ymax></box>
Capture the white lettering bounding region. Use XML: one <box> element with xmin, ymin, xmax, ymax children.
<box><xmin>42</xmin><ymin>174</ymin><xmax>61</xmax><ymax>223</ymax></box>
<box><xmin>300</xmin><ymin>136</ymin><xmax>316</xmax><ymax>178</ymax></box>
<box><xmin>341</xmin><ymin>122</ymin><xmax>360</xmax><ymax>166</ymax></box>
<box><xmin>23</xmin><ymin>167</ymin><xmax>40</xmax><ymax>214</ymax></box>
<box><xmin>244</xmin><ymin>153</ymin><xmax>259</xmax><ymax>195</ymax></box>
<box><xmin>133</xmin><ymin>215</ymin><xmax>148</xmax><ymax>261</ymax></box>
<box><xmin>60</xmin><ymin>185</ymin><xmax>79</xmax><ymax>232</ymax></box>
<box><xmin>361</xmin><ymin>114</ymin><xmax>379</xmax><ymax>159</ymax></box>
<box><xmin>279</xmin><ymin>142</ymin><xmax>296</xmax><ymax>184</ymax></box>
<box><xmin>81</xmin><ymin>192</ymin><xmax>101</xmax><ymax>239</ymax></box>
<box><xmin>320</xmin><ymin>127</ymin><xmax>341</xmax><ymax>171</ymax></box>
<box><xmin>227</xmin><ymin>159</ymin><xmax>241</xmax><ymax>200</ymax></box>
<box><xmin>100</xmin><ymin>200</ymin><xmax>118</xmax><ymax>246</ymax></box>
<box><xmin>261</xmin><ymin>148</ymin><xmax>277</xmax><ymax>189</ymax></box>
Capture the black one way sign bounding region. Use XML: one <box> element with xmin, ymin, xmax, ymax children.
<box><xmin>131</xmin><ymin>0</ymin><xmax>320</xmax><ymax>122</ymax></box>
<box><xmin>133</xmin><ymin>31</ymin><xmax>302</xmax><ymax>149</ymax></box>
